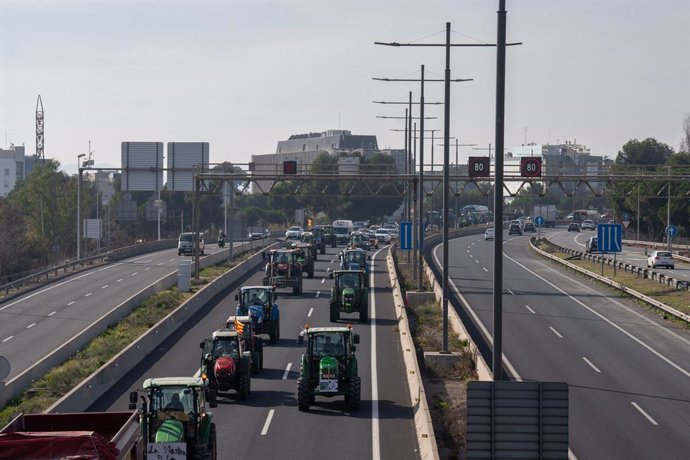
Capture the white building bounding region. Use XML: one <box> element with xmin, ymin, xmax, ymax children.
<box><xmin>0</xmin><ymin>144</ymin><xmax>26</xmax><ymax>198</ymax></box>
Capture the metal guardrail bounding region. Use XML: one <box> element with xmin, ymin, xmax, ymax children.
<box><xmin>532</xmin><ymin>237</ymin><xmax>690</xmax><ymax>324</ymax></box>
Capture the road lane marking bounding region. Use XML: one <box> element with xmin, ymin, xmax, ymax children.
<box><xmin>84</xmin><ymin>292</ymin><xmax>92</xmax><ymax>297</ymax></box>
<box><xmin>27</xmin><ymin>323</ymin><xmax>36</xmax><ymax>329</ymax></box>
<box><xmin>508</xmin><ymin>289</ymin><xmax>515</xmax><ymax>295</ymax></box>
<box><xmin>145</xmin><ymin>267</ymin><xmax>151</xmax><ymax>271</ymax></box>
<box><xmin>469</xmin><ymin>253</ymin><xmax>473</xmax><ymax>258</ymax></box>
<box><xmin>631</xmin><ymin>402</ymin><xmax>658</xmax><ymax>425</ymax></box>
<box><xmin>315</xmin><ymin>291</ymin><xmax>321</xmax><ymax>298</ymax></box>
<box><xmin>49</xmin><ymin>311</ymin><xmax>56</xmax><ymax>316</ymax></box>
<box><xmin>505</xmin><ymin>253</ymin><xmax>690</xmax><ymax>379</ymax></box>
<box><xmin>0</xmin><ymin>270</ymin><xmax>94</xmax><ymax>312</ymax></box>
<box><xmin>131</xmin><ymin>272</ymin><xmax>138</xmax><ymax>276</ymax></box>
<box><xmin>260</xmin><ymin>409</ymin><xmax>275</xmax><ymax>435</ymax></box>
<box><xmin>282</xmin><ymin>363</ymin><xmax>292</xmax><ymax>380</ymax></box>
<box><xmin>307</xmin><ymin>308</ymin><xmax>314</xmax><ymax>317</ymax></box>
<box><xmin>101</xmin><ymin>285</ymin><xmax>108</xmax><ymax>289</ymax></box>
<box><xmin>525</xmin><ymin>305</ymin><xmax>536</xmax><ymax>314</ymax></box>
<box><xmin>482</xmin><ymin>267</ymin><xmax>488</xmax><ymax>272</ymax></box>
<box><xmin>475</xmin><ymin>259</ymin><xmax>479</xmax><ymax>264</ymax></box>
<box><xmin>549</xmin><ymin>327</ymin><xmax>563</xmax><ymax>338</ymax></box>
<box><xmin>2</xmin><ymin>336</ymin><xmax>13</xmax><ymax>343</ymax></box>
<box><xmin>116</xmin><ymin>279</ymin><xmax>123</xmax><ymax>282</ymax></box>
<box><xmin>157</xmin><ymin>262</ymin><xmax>164</xmax><ymax>266</ymax></box>
<box><xmin>67</xmin><ymin>301</ymin><xmax>75</xmax><ymax>306</ymax></box>
<box><xmin>321</xmin><ymin>278</ymin><xmax>326</xmax><ymax>284</ymax></box>
<box><xmin>582</xmin><ymin>357</ymin><xmax>601</xmax><ymax>373</ymax></box>
<box><xmin>371</xmin><ymin>248</ymin><xmax>382</xmax><ymax>460</ymax></box>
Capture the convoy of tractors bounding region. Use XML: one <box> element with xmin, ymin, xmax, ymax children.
<box><xmin>0</xmin><ymin>226</ymin><xmax>383</xmax><ymax>459</ymax></box>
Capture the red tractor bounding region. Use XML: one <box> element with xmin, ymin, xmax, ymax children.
<box><xmin>262</xmin><ymin>248</ymin><xmax>304</xmax><ymax>295</ymax></box>
<box><xmin>226</xmin><ymin>315</ymin><xmax>264</xmax><ymax>375</ymax></box>
<box><xmin>200</xmin><ymin>329</ymin><xmax>252</xmax><ymax>400</ymax></box>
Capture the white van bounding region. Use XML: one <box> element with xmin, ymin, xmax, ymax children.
<box><xmin>178</xmin><ymin>232</ymin><xmax>205</xmax><ymax>256</ymax></box>
<box><xmin>332</xmin><ymin>220</ymin><xmax>354</xmax><ymax>245</ymax></box>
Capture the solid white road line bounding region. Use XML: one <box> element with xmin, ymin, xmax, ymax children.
<box><xmin>26</xmin><ymin>323</ymin><xmax>36</xmax><ymax>329</ymax></box>
<box><xmin>549</xmin><ymin>327</ymin><xmax>563</xmax><ymax>339</ymax></box>
<box><xmin>282</xmin><ymin>363</ymin><xmax>292</xmax><ymax>380</ymax></box>
<box><xmin>525</xmin><ymin>305</ymin><xmax>536</xmax><ymax>314</ymax></box>
<box><xmin>307</xmin><ymin>308</ymin><xmax>314</xmax><ymax>318</ymax></box>
<box><xmin>631</xmin><ymin>402</ymin><xmax>658</xmax><ymax>425</ymax></box>
<box><xmin>582</xmin><ymin>357</ymin><xmax>601</xmax><ymax>373</ymax></box>
<box><xmin>370</xmin><ymin>248</ymin><xmax>382</xmax><ymax>460</ymax></box>
<box><xmin>260</xmin><ymin>409</ymin><xmax>275</xmax><ymax>435</ymax></box>
<box><xmin>2</xmin><ymin>336</ymin><xmax>13</xmax><ymax>343</ymax></box>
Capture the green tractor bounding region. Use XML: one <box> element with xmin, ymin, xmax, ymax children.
<box><xmin>329</xmin><ymin>269</ymin><xmax>368</xmax><ymax>322</ymax></box>
<box><xmin>320</xmin><ymin>225</ymin><xmax>337</xmax><ymax>248</ymax></box>
<box><xmin>297</xmin><ymin>325</ymin><xmax>361</xmax><ymax>412</ymax></box>
<box><xmin>311</xmin><ymin>227</ymin><xmax>327</xmax><ymax>254</ymax></box>
<box><xmin>130</xmin><ymin>376</ymin><xmax>217</xmax><ymax>459</ymax></box>
<box><xmin>293</xmin><ymin>242</ymin><xmax>316</xmax><ymax>278</ymax></box>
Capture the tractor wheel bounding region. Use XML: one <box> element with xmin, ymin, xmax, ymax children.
<box><xmin>297</xmin><ymin>277</ymin><xmax>303</xmax><ymax>295</ymax></box>
<box><xmin>259</xmin><ymin>342</ymin><xmax>264</xmax><ymax>371</ymax></box>
<box><xmin>308</xmin><ymin>264</ymin><xmax>314</xmax><ymax>279</ymax></box>
<box><xmin>348</xmin><ymin>376</ymin><xmax>361</xmax><ymax>411</ymax></box>
<box><xmin>238</xmin><ymin>369</ymin><xmax>250</xmax><ymax>401</ymax></box>
<box><xmin>330</xmin><ymin>303</ymin><xmax>338</xmax><ymax>323</ymax></box>
<box><xmin>314</xmin><ymin>252</ymin><xmax>317</xmax><ymax>261</ymax></box>
<box><xmin>251</xmin><ymin>352</ymin><xmax>259</xmax><ymax>375</ymax></box>
<box><xmin>297</xmin><ymin>377</ymin><xmax>310</xmax><ymax>412</ymax></box>
<box><xmin>321</xmin><ymin>245</ymin><xmax>326</xmax><ymax>255</ymax></box>
<box><xmin>359</xmin><ymin>300</ymin><xmax>368</xmax><ymax>323</ymax></box>
<box><xmin>276</xmin><ymin>320</ymin><xmax>280</xmax><ymax>342</ymax></box>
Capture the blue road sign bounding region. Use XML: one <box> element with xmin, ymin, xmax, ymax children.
<box><xmin>400</xmin><ymin>221</ymin><xmax>413</xmax><ymax>250</ymax></box>
<box><xmin>622</xmin><ymin>212</ymin><xmax>631</xmax><ymax>221</ymax></box>
<box><xmin>666</xmin><ymin>225</ymin><xmax>678</xmax><ymax>238</ymax></box>
<box><xmin>597</xmin><ymin>223</ymin><xmax>623</xmax><ymax>252</ymax></box>
<box><xmin>534</xmin><ymin>216</ymin><xmax>545</xmax><ymax>226</ymax></box>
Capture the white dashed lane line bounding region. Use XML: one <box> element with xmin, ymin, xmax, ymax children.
<box><xmin>315</xmin><ymin>291</ymin><xmax>321</xmax><ymax>298</ymax></box>
<box><xmin>307</xmin><ymin>308</ymin><xmax>314</xmax><ymax>317</ymax></box>
<box><xmin>260</xmin><ymin>409</ymin><xmax>276</xmax><ymax>436</ymax></box>
<box><xmin>49</xmin><ymin>311</ymin><xmax>56</xmax><ymax>316</ymax></box>
<box><xmin>84</xmin><ymin>292</ymin><xmax>92</xmax><ymax>297</ymax></box>
<box><xmin>145</xmin><ymin>267</ymin><xmax>151</xmax><ymax>271</ymax></box>
<box><xmin>582</xmin><ymin>357</ymin><xmax>602</xmax><ymax>373</ymax></box>
<box><xmin>102</xmin><ymin>285</ymin><xmax>108</xmax><ymax>289</ymax></box>
<box><xmin>67</xmin><ymin>301</ymin><xmax>75</xmax><ymax>306</ymax></box>
<box><xmin>282</xmin><ymin>363</ymin><xmax>292</xmax><ymax>380</ymax></box>
<box><xmin>549</xmin><ymin>327</ymin><xmax>563</xmax><ymax>339</ymax></box>
<box><xmin>508</xmin><ymin>289</ymin><xmax>515</xmax><ymax>295</ymax></box>
<box><xmin>117</xmin><ymin>279</ymin><xmax>123</xmax><ymax>283</ymax></box>
<box><xmin>27</xmin><ymin>323</ymin><xmax>36</xmax><ymax>329</ymax></box>
<box><xmin>2</xmin><ymin>336</ymin><xmax>13</xmax><ymax>343</ymax></box>
<box><xmin>525</xmin><ymin>305</ymin><xmax>536</xmax><ymax>314</ymax></box>
<box><xmin>631</xmin><ymin>402</ymin><xmax>658</xmax><ymax>426</ymax></box>
<box><xmin>131</xmin><ymin>272</ymin><xmax>138</xmax><ymax>276</ymax></box>
<box><xmin>482</xmin><ymin>267</ymin><xmax>488</xmax><ymax>272</ymax></box>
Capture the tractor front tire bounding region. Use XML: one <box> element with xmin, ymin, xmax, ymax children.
<box><xmin>348</xmin><ymin>376</ymin><xmax>361</xmax><ymax>411</ymax></box>
<box><xmin>297</xmin><ymin>377</ymin><xmax>310</xmax><ymax>412</ymax></box>
<box><xmin>330</xmin><ymin>303</ymin><xmax>338</xmax><ymax>323</ymax></box>
<box><xmin>308</xmin><ymin>265</ymin><xmax>314</xmax><ymax>279</ymax></box>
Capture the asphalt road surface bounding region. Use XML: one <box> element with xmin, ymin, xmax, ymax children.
<box><xmin>91</xmin><ymin>244</ymin><xmax>420</xmax><ymax>460</ymax></box>
<box><xmin>436</xmin><ymin>230</ymin><xmax>690</xmax><ymax>460</ymax></box>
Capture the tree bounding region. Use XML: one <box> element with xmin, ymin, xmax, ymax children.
<box><xmin>615</xmin><ymin>138</ymin><xmax>674</xmax><ymax>167</ymax></box>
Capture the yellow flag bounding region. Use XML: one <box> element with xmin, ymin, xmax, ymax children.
<box><xmin>234</xmin><ymin>317</ymin><xmax>244</xmax><ymax>335</ymax></box>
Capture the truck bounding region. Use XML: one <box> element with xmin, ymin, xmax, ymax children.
<box><xmin>533</xmin><ymin>204</ymin><xmax>558</xmax><ymax>228</ymax></box>
<box><xmin>0</xmin><ymin>411</ymin><xmax>144</xmax><ymax>459</ymax></box>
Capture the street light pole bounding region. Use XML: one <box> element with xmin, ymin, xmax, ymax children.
<box><xmin>76</xmin><ymin>153</ymin><xmax>85</xmax><ymax>260</ymax></box>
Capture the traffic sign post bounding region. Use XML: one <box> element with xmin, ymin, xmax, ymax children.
<box><xmin>534</xmin><ymin>215</ymin><xmax>545</xmax><ymax>239</ymax></box>
<box><xmin>597</xmin><ymin>223</ymin><xmax>623</xmax><ymax>276</ymax></box>
<box><xmin>666</xmin><ymin>225</ymin><xmax>678</xmax><ymax>252</ymax></box>
<box><xmin>400</xmin><ymin>221</ymin><xmax>413</xmax><ymax>251</ymax></box>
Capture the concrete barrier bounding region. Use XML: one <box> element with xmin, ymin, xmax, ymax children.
<box><xmin>386</xmin><ymin>251</ymin><xmax>439</xmax><ymax>460</ymax></box>
<box><xmin>47</xmin><ymin>246</ymin><xmax>274</xmax><ymax>413</ymax></box>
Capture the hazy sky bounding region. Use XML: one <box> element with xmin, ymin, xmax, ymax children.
<box><xmin>1</xmin><ymin>0</ymin><xmax>688</xmax><ymax>173</ymax></box>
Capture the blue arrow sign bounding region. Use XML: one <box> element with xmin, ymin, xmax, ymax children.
<box><xmin>597</xmin><ymin>223</ymin><xmax>623</xmax><ymax>253</ymax></box>
<box><xmin>622</xmin><ymin>212</ymin><xmax>631</xmax><ymax>221</ymax></box>
<box><xmin>534</xmin><ymin>216</ymin><xmax>545</xmax><ymax>226</ymax></box>
<box><xmin>667</xmin><ymin>225</ymin><xmax>678</xmax><ymax>238</ymax></box>
<box><xmin>399</xmin><ymin>222</ymin><xmax>413</xmax><ymax>250</ymax></box>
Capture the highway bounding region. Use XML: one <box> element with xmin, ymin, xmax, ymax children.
<box><xmin>436</xmin><ymin>230</ymin><xmax>690</xmax><ymax>459</ymax></box>
<box><xmin>90</xmin><ymin>244</ymin><xmax>420</xmax><ymax>460</ymax></box>
<box><xmin>0</xmin><ymin>241</ymin><xmax>250</xmax><ymax>383</ymax></box>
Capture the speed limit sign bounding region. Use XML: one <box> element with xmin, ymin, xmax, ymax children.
<box><xmin>468</xmin><ymin>157</ymin><xmax>490</xmax><ymax>178</ymax></box>
<box><xmin>520</xmin><ymin>156</ymin><xmax>542</xmax><ymax>177</ymax></box>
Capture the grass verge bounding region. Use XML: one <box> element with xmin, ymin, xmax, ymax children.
<box><xmin>392</xmin><ymin>246</ymin><xmax>477</xmax><ymax>459</ymax></box>
<box><xmin>0</xmin><ymin>256</ymin><xmax>246</xmax><ymax>428</ymax></box>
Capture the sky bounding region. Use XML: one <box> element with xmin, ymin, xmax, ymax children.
<box><xmin>1</xmin><ymin>0</ymin><xmax>688</xmax><ymax>174</ymax></box>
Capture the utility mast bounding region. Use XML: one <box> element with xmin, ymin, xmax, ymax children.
<box><xmin>35</xmin><ymin>95</ymin><xmax>44</xmax><ymax>160</ymax></box>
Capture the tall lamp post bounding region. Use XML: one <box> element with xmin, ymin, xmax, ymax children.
<box><xmin>76</xmin><ymin>153</ymin><xmax>86</xmax><ymax>260</ymax></box>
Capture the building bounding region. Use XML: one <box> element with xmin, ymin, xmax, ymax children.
<box><xmin>250</xmin><ymin>130</ymin><xmax>386</xmax><ymax>194</ymax></box>
<box><xmin>0</xmin><ymin>144</ymin><xmax>27</xmax><ymax>198</ymax></box>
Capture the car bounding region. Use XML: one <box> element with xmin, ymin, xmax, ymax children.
<box><xmin>374</xmin><ymin>228</ymin><xmax>392</xmax><ymax>243</ymax></box>
<box><xmin>178</xmin><ymin>232</ymin><xmax>205</xmax><ymax>256</ymax></box>
<box><xmin>484</xmin><ymin>228</ymin><xmax>495</xmax><ymax>240</ymax></box>
<box><xmin>508</xmin><ymin>223</ymin><xmax>523</xmax><ymax>235</ymax></box>
<box><xmin>285</xmin><ymin>226</ymin><xmax>303</xmax><ymax>240</ymax></box>
<box><xmin>585</xmin><ymin>236</ymin><xmax>598</xmax><ymax>253</ymax></box>
<box><xmin>647</xmin><ymin>250</ymin><xmax>674</xmax><ymax>269</ymax></box>
<box><xmin>581</xmin><ymin>220</ymin><xmax>596</xmax><ymax>231</ymax></box>
<box><xmin>567</xmin><ymin>223</ymin><xmax>581</xmax><ymax>232</ymax></box>
<box><xmin>523</xmin><ymin>222</ymin><xmax>536</xmax><ymax>233</ymax></box>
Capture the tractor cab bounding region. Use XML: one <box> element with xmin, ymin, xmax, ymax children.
<box><xmin>234</xmin><ymin>285</ymin><xmax>280</xmax><ymax>344</ymax></box>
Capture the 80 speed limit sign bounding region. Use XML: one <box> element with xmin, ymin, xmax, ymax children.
<box><xmin>468</xmin><ymin>157</ymin><xmax>490</xmax><ymax>178</ymax></box>
<box><xmin>520</xmin><ymin>156</ymin><xmax>542</xmax><ymax>177</ymax></box>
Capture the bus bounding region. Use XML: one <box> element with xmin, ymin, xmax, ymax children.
<box><xmin>569</xmin><ymin>209</ymin><xmax>599</xmax><ymax>222</ymax></box>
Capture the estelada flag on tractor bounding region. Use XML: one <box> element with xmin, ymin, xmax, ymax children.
<box><xmin>234</xmin><ymin>317</ymin><xmax>244</xmax><ymax>335</ymax></box>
